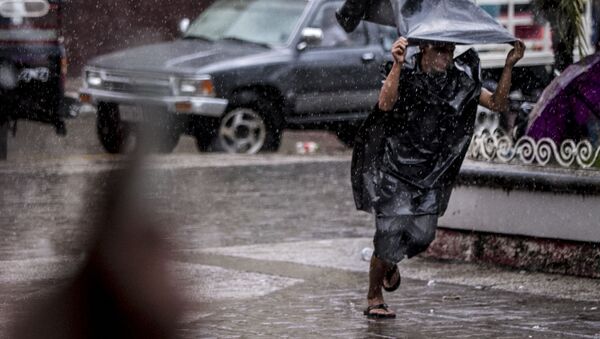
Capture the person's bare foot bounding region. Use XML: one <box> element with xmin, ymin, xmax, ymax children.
<box><xmin>366</xmin><ymin>255</ymin><xmax>396</xmax><ymax>318</ymax></box>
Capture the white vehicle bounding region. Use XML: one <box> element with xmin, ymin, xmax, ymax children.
<box><xmin>471</xmin><ymin>0</ymin><xmax>595</xmax><ymax>68</ymax></box>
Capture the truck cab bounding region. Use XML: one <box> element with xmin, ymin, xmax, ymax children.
<box><xmin>80</xmin><ymin>0</ymin><xmax>389</xmax><ymax>153</ymax></box>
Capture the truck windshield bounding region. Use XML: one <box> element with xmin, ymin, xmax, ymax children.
<box><xmin>184</xmin><ymin>0</ymin><xmax>307</xmax><ymax>46</ymax></box>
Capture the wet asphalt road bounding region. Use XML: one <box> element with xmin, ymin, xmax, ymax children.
<box><xmin>2</xmin><ymin>115</ymin><xmax>600</xmax><ymax>338</ymax></box>
<box><xmin>2</xmin><ymin>112</ymin><xmax>351</xmax><ymax>162</ymax></box>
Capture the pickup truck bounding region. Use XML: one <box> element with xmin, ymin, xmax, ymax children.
<box><xmin>79</xmin><ymin>0</ymin><xmax>560</xmax><ymax>154</ymax></box>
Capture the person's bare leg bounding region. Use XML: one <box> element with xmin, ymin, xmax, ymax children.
<box><xmin>383</xmin><ymin>264</ymin><xmax>400</xmax><ymax>290</ymax></box>
<box><xmin>366</xmin><ymin>255</ymin><xmax>395</xmax><ymax>317</ymax></box>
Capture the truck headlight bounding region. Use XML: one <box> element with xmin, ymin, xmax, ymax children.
<box><xmin>179</xmin><ymin>78</ymin><xmax>215</xmax><ymax>97</ymax></box>
<box><xmin>86</xmin><ymin>70</ymin><xmax>102</xmax><ymax>87</ymax></box>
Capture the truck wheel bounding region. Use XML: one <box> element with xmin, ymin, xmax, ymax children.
<box><xmin>96</xmin><ymin>103</ymin><xmax>129</xmax><ymax>154</ymax></box>
<box><xmin>215</xmin><ymin>100</ymin><xmax>282</xmax><ymax>154</ymax></box>
<box><xmin>335</xmin><ymin>124</ymin><xmax>359</xmax><ymax>147</ymax></box>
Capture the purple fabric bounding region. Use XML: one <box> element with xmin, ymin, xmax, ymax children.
<box><xmin>527</xmin><ymin>53</ymin><xmax>600</xmax><ymax>144</ymax></box>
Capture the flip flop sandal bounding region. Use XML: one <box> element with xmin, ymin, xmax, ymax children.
<box><xmin>363</xmin><ymin>303</ymin><xmax>396</xmax><ymax>319</ymax></box>
<box><xmin>383</xmin><ymin>264</ymin><xmax>401</xmax><ymax>292</ymax></box>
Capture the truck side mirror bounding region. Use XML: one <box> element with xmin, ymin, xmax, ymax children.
<box><xmin>297</xmin><ymin>27</ymin><xmax>323</xmax><ymax>51</ymax></box>
<box><xmin>179</xmin><ymin>18</ymin><xmax>190</xmax><ymax>35</ymax></box>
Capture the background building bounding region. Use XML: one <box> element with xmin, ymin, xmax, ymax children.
<box><xmin>62</xmin><ymin>0</ymin><xmax>215</xmax><ymax>76</ymax></box>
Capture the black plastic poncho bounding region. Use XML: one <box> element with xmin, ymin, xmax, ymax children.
<box><xmin>351</xmin><ymin>49</ymin><xmax>482</xmax><ymax>216</ymax></box>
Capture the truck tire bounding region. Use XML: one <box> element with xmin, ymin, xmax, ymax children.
<box><xmin>96</xmin><ymin>102</ymin><xmax>129</xmax><ymax>154</ymax></box>
<box><xmin>213</xmin><ymin>97</ymin><xmax>282</xmax><ymax>154</ymax></box>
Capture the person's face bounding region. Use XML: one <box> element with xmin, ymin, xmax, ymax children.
<box><xmin>421</xmin><ymin>43</ymin><xmax>456</xmax><ymax>73</ymax></box>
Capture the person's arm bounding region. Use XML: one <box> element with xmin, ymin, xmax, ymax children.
<box><xmin>378</xmin><ymin>37</ymin><xmax>408</xmax><ymax>111</ymax></box>
<box><xmin>479</xmin><ymin>40</ymin><xmax>526</xmax><ymax>113</ymax></box>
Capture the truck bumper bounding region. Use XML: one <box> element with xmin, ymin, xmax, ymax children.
<box><xmin>79</xmin><ymin>88</ymin><xmax>229</xmax><ymax>118</ymax></box>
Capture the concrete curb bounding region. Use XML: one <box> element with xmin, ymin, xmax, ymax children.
<box><xmin>427</xmin><ymin>227</ymin><xmax>600</xmax><ymax>278</ymax></box>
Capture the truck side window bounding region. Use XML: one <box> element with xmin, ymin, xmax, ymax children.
<box><xmin>308</xmin><ymin>3</ymin><xmax>368</xmax><ymax>48</ymax></box>
<box><xmin>379</xmin><ymin>25</ymin><xmax>398</xmax><ymax>51</ymax></box>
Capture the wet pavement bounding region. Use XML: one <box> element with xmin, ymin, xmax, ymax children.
<box><xmin>1</xmin><ymin>117</ymin><xmax>600</xmax><ymax>338</ymax></box>
<box><xmin>2</xmin><ymin>113</ymin><xmax>351</xmax><ymax>163</ymax></box>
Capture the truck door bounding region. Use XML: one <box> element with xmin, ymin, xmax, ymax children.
<box><xmin>291</xmin><ymin>1</ymin><xmax>382</xmax><ymax>119</ymax></box>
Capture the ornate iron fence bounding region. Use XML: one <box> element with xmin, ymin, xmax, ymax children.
<box><xmin>468</xmin><ymin>129</ymin><xmax>600</xmax><ymax>168</ymax></box>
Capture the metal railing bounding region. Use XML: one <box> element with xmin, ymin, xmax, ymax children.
<box><xmin>468</xmin><ymin>128</ymin><xmax>600</xmax><ymax>169</ymax></box>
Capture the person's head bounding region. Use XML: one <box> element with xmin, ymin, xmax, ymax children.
<box><xmin>419</xmin><ymin>42</ymin><xmax>456</xmax><ymax>73</ymax></box>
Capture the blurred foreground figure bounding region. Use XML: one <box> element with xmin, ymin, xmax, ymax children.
<box><xmin>11</xmin><ymin>161</ymin><xmax>183</xmax><ymax>339</ymax></box>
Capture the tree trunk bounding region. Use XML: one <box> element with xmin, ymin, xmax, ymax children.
<box><xmin>533</xmin><ymin>0</ymin><xmax>585</xmax><ymax>71</ymax></box>
<box><xmin>550</xmin><ymin>22</ymin><xmax>576</xmax><ymax>71</ymax></box>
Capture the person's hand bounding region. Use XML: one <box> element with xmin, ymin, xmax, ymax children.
<box><xmin>506</xmin><ymin>40</ymin><xmax>525</xmax><ymax>67</ymax></box>
<box><xmin>392</xmin><ymin>37</ymin><xmax>409</xmax><ymax>65</ymax></box>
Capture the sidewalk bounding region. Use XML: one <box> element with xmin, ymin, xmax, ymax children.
<box><xmin>174</xmin><ymin>238</ymin><xmax>600</xmax><ymax>338</ymax></box>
